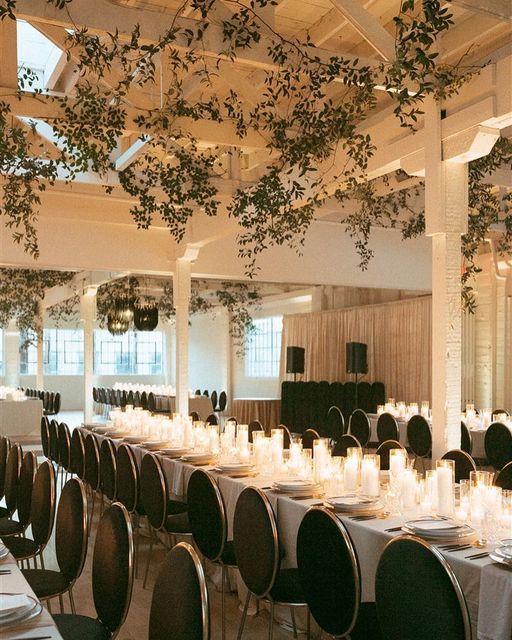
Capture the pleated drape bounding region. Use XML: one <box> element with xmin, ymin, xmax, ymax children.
<box><xmin>279</xmin><ymin>296</ymin><xmax>432</xmax><ymax>403</ymax></box>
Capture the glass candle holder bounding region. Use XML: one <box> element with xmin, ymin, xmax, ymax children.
<box><xmin>343</xmin><ymin>448</ymin><xmax>361</xmax><ymax>492</ymax></box>
<box><xmin>470</xmin><ymin>470</ymin><xmax>494</xmax><ymax>488</ymax></box>
<box><xmin>389</xmin><ymin>448</ymin><xmax>407</xmax><ymax>480</ymax></box>
<box><xmin>313</xmin><ymin>438</ymin><xmax>330</xmax><ymax>484</ymax></box>
<box><xmin>236</xmin><ymin>424</ymin><xmax>249</xmax><ymax>451</ymax></box>
<box><xmin>421</xmin><ymin>401</ymin><xmax>430</xmax><ymax>418</ymax></box>
<box><xmin>436</xmin><ymin>459</ymin><xmax>455</xmax><ymax>517</ymax></box>
<box><xmin>361</xmin><ymin>454</ymin><xmax>380</xmax><ymax>497</ymax></box>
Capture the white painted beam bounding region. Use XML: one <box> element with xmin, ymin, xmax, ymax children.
<box><xmin>0</xmin><ymin>19</ymin><xmax>18</xmax><ymax>90</ymax></box>
<box><xmin>113</xmin><ymin>136</ymin><xmax>150</xmax><ymax>171</ymax></box>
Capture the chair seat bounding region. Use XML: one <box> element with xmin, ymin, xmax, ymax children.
<box><xmin>0</xmin><ymin>518</ymin><xmax>24</xmax><ymax>536</ymax></box>
<box><xmin>351</xmin><ymin>602</ymin><xmax>383</xmax><ymax>640</ymax></box>
<box><xmin>0</xmin><ymin>507</ymin><xmax>12</xmax><ymax>518</ymax></box>
<box><xmin>23</xmin><ymin>569</ymin><xmax>69</xmax><ymax>599</ymax></box>
<box><xmin>53</xmin><ymin>613</ymin><xmax>111</xmax><ymax>640</ymax></box>
<box><xmin>270</xmin><ymin>568</ymin><xmax>305</xmax><ymax>604</ymax></box>
<box><xmin>221</xmin><ymin>540</ymin><xmax>237</xmax><ymax>566</ymax></box>
<box><xmin>4</xmin><ymin>536</ymin><xmax>38</xmax><ymax>559</ymax></box>
<box><xmin>164</xmin><ymin>511</ymin><xmax>191</xmax><ymax>534</ymax></box>
<box><xmin>167</xmin><ymin>499</ymin><xmax>188</xmax><ymax>515</ymax></box>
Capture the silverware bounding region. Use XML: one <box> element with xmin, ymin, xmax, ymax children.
<box><xmin>349</xmin><ymin>515</ymin><xmax>377</xmax><ymax>521</ymax></box>
<box><xmin>446</xmin><ymin>545</ymin><xmax>473</xmax><ymax>552</ymax></box>
<box><xmin>385</xmin><ymin>526</ymin><xmax>403</xmax><ymax>532</ymax></box>
<box><xmin>466</xmin><ymin>551</ymin><xmax>489</xmax><ymax>560</ymax></box>
<box><xmin>11</xmin><ymin>636</ymin><xmax>53</xmax><ymax>640</ymax></box>
<box><xmin>0</xmin><ymin>569</ymin><xmax>12</xmax><ymax>574</ymax></box>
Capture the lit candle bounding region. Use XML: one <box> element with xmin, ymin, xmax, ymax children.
<box><xmin>436</xmin><ymin>460</ymin><xmax>455</xmax><ymax>517</ymax></box>
<box><xmin>343</xmin><ymin>456</ymin><xmax>359</xmax><ymax>492</ymax></box>
<box><xmin>400</xmin><ymin>469</ymin><xmax>416</xmax><ymax>509</ymax></box>
<box><xmin>236</xmin><ymin>424</ymin><xmax>249</xmax><ymax>451</ymax></box>
<box><xmin>361</xmin><ymin>455</ymin><xmax>380</xmax><ymax>497</ymax></box>
<box><xmin>389</xmin><ymin>449</ymin><xmax>407</xmax><ymax>479</ymax></box>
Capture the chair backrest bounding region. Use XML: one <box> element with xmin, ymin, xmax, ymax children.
<box><xmin>495</xmin><ymin>461</ymin><xmax>512</xmax><ymax>490</ymax></box>
<box><xmin>84</xmin><ymin>433</ymin><xmax>101</xmax><ymax>491</ymax></box>
<box><xmin>218</xmin><ymin>391</ymin><xmax>227</xmax><ymax>412</ymax></box>
<box><xmin>441</xmin><ymin>450</ymin><xmax>477</xmax><ymax>483</ymax></box>
<box><xmin>147</xmin><ymin>392</ymin><xmax>156</xmax><ymax>412</ymax></box>
<box><xmin>189</xmin><ymin>411</ymin><xmax>200</xmax><ymax>422</ymax></box>
<box><xmin>332</xmin><ymin>434</ymin><xmax>360</xmax><ymax>457</ymax></box>
<box><xmin>100</xmin><ymin>438</ymin><xmax>117</xmax><ymax>501</ymax></box>
<box><xmin>460</xmin><ymin>421</ymin><xmax>472</xmax><ymax>455</ymax></box>
<box><xmin>40</xmin><ymin>417</ymin><xmax>50</xmax><ymax>459</ymax></box>
<box><xmin>30</xmin><ymin>460</ymin><xmax>57</xmax><ymax>548</ymax></box>
<box><xmin>57</xmin><ymin>422</ymin><xmax>71</xmax><ymax>471</ymax></box>
<box><xmin>325</xmin><ymin>406</ymin><xmax>345</xmax><ymax>440</ymax></box>
<box><xmin>376</xmin><ymin>412</ymin><xmax>399</xmax><ymax>445</ymax></box>
<box><xmin>0</xmin><ymin>435</ymin><xmax>10</xmax><ymax>500</ymax></box>
<box><xmin>375</xmin><ymin>535</ymin><xmax>472</xmax><ymax>640</ymax></box>
<box><xmin>56</xmin><ymin>478</ymin><xmax>88</xmax><ymax>585</ymax></box>
<box><xmin>302</xmin><ymin>429</ymin><xmax>320</xmax><ymax>450</ymax></box>
<box><xmin>297</xmin><ymin>507</ymin><xmax>361</xmax><ymax>637</ymax></box>
<box><xmin>376</xmin><ymin>440</ymin><xmax>405</xmax><ymax>471</ymax></box>
<box><xmin>140</xmin><ymin>453</ymin><xmax>168</xmax><ymax>530</ymax></box>
<box><xmin>203</xmin><ymin>390</ymin><xmax>209</xmax><ymax>397</ymax></box>
<box><xmin>4</xmin><ymin>443</ymin><xmax>22</xmax><ymax>514</ymax></box>
<box><xmin>248</xmin><ymin>421</ymin><xmax>264</xmax><ymax>443</ymax></box>
<box><xmin>210</xmin><ymin>390</ymin><xmax>218</xmax><ymax>412</ymax></box>
<box><xmin>407</xmin><ymin>415</ymin><xmax>432</xmax><ymax>458</ymax></box>
<box><xmin>349</xmin><ymin>409</ymin><xmax>371</xmax><ymax>447</ymax></box>
<box><xmin>492</xmin><ymin>409</ymin><xmax>510</xmax><ymax>417</ymax></box>
<box><xmin>187</xmin><ymin>470</ymin><xmax>227</xmax><ymax>563</ymax></box>
<box><xmin>205</xmin><ymin>413</ymin><xmax>218</xmax><ymax>426</ymax></box>
<box><xmin>233</xmin><ymin>487</ymin><xmax>279</xmax><ymax>598</ymax></box>
<box><xmin>149</xmin><ymin>542</ymin><xmax>210</xmax><ymax>640</ymax></box>
<box><xmin>116</xmin><ymin>444</ymin><xmax>140</xmax><ymax>513</ymax></box>
<box><xmin>53</xmin><ymin>392</ymin><xmax>61</xmax><ymax>414</ymax></box>
<box><xmin>92</xmin><ymin>503</ymin><xmax>134</xmax><ymax>635</ymax></box>
<box><xmin>48</xmin><ymin>420</ymin><xmax>60</xmax><ymax>463</ymax></box>
<box><xmin>277</xmin><ymin>424</ymin><xmax>292</xmax><ymax>449</ymax></box>
<box><xmin>484</xmin><ymin>422</ymin><xmax>512</xmax><ymax>470</ymax></box>
<box><xmin>16</xmin><ymin>451</ymin><xmax>36</xmax><ymax>528</ymax></box>
<box><xmin>70</xmin><ymin>428</ymin><xmax>85</xmax><ymax>478</ymax></box>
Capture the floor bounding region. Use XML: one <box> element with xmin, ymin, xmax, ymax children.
<box><xmin>21</xmin><ymin>411</ymin><xmax>308</xmax><ymax>639</ymax></box>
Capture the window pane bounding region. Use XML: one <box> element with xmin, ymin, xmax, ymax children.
<box><xmin>245</xmin><ymin>316</ymin><xmax>283</xmax><ymax>378</ymax></box>
<box><xmin>20</xmin><ymin>329</ymin><xmax>84</xmax><ymax>375</ymax></box>
<box><xmin>93</xmin><ymin>330</ymin><xmax>164</xmax><ymax>375</ymax></box>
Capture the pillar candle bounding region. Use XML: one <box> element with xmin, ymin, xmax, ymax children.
<box><xmin>436</xmin><ymin>466</ymin><xmax>454</xmax><ymax>516</ymax></box>
<box><xmin>344</xmin><ymin>456</ymin><xmax>359</xmax><ymax>492</ymax></box>
<box><xmin>361</xmin><ymin>459</ymin><xmax>379</xmax><ymax>497</ymax></box>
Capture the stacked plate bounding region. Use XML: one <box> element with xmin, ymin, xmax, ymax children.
<box><xmin>402</xmin><ymin>518</ymin><xmax>474</xmax><ymax>541</ymax></box>
<box><xmin>324</xmin><ymin>495</ymin><xmax>384</xmax><ymax>514</ymax></box>
<box><xmin>216</xmin><ymin>462</ymin><xmax>255</xmax><ymax>477</ymax></box>
<box><xmin>490</xmin><ymin>541</ymin><xmax>512</xmax><ymax>568</ymax></box>
<box><xmin>159</xmin><ymin>447</ymin><xmax>191</xmax><ymax>458</ymax></box>
<box><xmin>181</xmin><ymin>452</ymin><xmax>216</xmax><ymax>465</ymax></box>
<box><xmin>91</xmin><ymin>426</ymin><xmax>111</xmax><ymax>435</ymax></box>
<box><xmin>123</xmin><ymin>435</ymin><xmax>145</xmax><ymax>444</ymax></box>
<box><xmin>140</xmin><ymin>440</ymin><xmax>170</xmax><ymax>451</ymax></box>
<box><xmin>0</xmin><ymin>594</ymin><xmax>42</xmax><ymax>629</ymax></box>
<box><xmin>272</xmin><ymin>479</ymin><xmax>321</xmax><ymax>497</ymax></box>
<box><xmin>0</xmin><ymin>544</ymin><xmax>8</xmax><ymax>561</ymax></box>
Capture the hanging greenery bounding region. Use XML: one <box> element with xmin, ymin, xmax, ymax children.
<box><xmin>0</xmin><ymin>0</ymin><xmax>493</xmax><ymax>306</ymax></box>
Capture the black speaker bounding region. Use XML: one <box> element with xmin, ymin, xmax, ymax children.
<box><xmin>346</xmin><ymin>342</ymin><xmax>368</xmax><ymax>374</ymax></box>
<box><xmin>286</xmin><ymin>346</ymin><xmax>305</xmax><ymax>374</ymax></box>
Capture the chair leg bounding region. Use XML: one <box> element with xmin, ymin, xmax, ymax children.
<box><xmin>268</xmin><ymin>601</ymin><xmax>275</xmax><ymax>640</ymax></box>
<box><xmin>290</xmin><ymin>607</ymin><xmax>298</xmax><ymax>639</ymax></box>
<box><xmin>89</xmin><ymin>491</ymin><xmax>96</xmax><ymax>536</ymax></box>
<box><xmin>69</xmin><ymin>588</ymin><xmax>76</xmax><ymax>614</ymax></box>
<box><xmin>40</xmin><ymin>553</ymin><xmax>45</xmax><ymax>570</ymax></box>
<box><xmin>307</xmin><ymin>609</ymin><xmax>311</xmax><ymax>640</ymax></box>
<box><xmin>143</xmin><ymin>526</ymin><xmax>154</xmax><ymax>589</ymax></box>
<box><xmin>59</xmin><ymin>593</ymin><xmax>64</xmax><ymax>613</ymax></box>
<box><xmin>134</xmin><ymin>513</ymin><xmax>141</xmax><ymax>579</ymax></box>
<box><xmin>221</xmin><ymin>564</ymin><xmax>226</xmax><ymax>640</ymax></box>
<box><xmin>237</xmin><ymin>590</ymin><xmax>251</xmax><ymax>640</ymax></box>
<box><xmin>47</xmin><ymin>599</ymin><xmax>52</xmax><ymax>615</ymax></box>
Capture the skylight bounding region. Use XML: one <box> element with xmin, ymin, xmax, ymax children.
<box><xmin>17</xmin><ymin>20</ymin><xmax>65</xmax><ymax>91</ymax></box>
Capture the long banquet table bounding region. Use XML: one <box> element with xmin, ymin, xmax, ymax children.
<box><xmin>85</xmin><ymin>428</ymin><xmax>512</xmax><ymax>640</ymax></box>
<box><xmin>0</xmin><ymin>550</ymin><xmax>63</xmax><ymax>638</ymax></box>
<box><xmin>0</xmin><ymin>398</ymin><xmax>43</xmax><ymax>438</ymax></box>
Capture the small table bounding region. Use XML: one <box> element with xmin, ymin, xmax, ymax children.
<box><xmin>231</xmin><ymin>398</ymin><xmax>281</xmax><ymax>430</ymax></box>
<box><xmin>0</xmin><ymin>398</ymin><xmax>43</xmax><ymax>439</ymax></box>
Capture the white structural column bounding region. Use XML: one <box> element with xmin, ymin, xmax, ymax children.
<box><xmin>4</xmin><ymin>321</ymin><xmax>21</xmax><ymax>388</ymax></box>
<box><xmin>80</xmin><ymin>289</ymin><xmax>96</xmax><ymax>423</ymax></box>
<box><xmin>36</xmin><ymin>309</ymin><xmax>44</xmax><ymax>391</ymax></box>
<box><xmin>173</xmin><ymin>256</ymin><xmax>194</xmax><ymax>416</ymax></box>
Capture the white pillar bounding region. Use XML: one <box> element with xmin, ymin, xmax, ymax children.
<box><xmin>36</xmin><ymin>309</ymin><xmax>44</xmax><ymax>391</ymax></box>
<box><xmin>174</xmin><ymin>258</ymin><xmax>192</xmax><ymax>416</ymax></box>
<box><xmin>4</xmin><ymin>321</ymin><xmax>21</xmax><ymax>388</ymax></box>
<box><xmin>80</xmin><ymin>290</ymin><xmax>96</xmax><ymax>423</ymax></box>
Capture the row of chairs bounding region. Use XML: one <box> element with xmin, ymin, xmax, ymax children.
<box><xmin>93</xmin><ymin>387</ymin><xmax>172</xmax><ymax>414</ymax></box>
<box><xmin>23</xmin><ymin>388</ymin><xmax>61</xmax><ymax>415</ymax></box>
<box><xmin>195</xmin><ymin>389</ymin><xmax>227</xmax><ymax>414</ymax></box>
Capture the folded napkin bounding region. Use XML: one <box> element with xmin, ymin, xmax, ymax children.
<box><xmin>0</xmin><ymin>594</ymin><xmax>32</xmax><ymax>616</ymax></box>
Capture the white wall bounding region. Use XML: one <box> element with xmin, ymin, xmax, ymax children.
<box><xmin>188</xmin><ymin>309</ymin><xmax>230</xmax><ymax>396</ymax></box>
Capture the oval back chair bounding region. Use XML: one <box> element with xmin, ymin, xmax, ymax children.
<box><xmin>460</xmin><ymin>421</ymin><xmax>473</xmax><ymax>455</ymax></box>
<box><xmin>376</xmin><ymin>440</ymin><xmax>406</xmax><ymax>471</ymax></box>
<box><xmin>70</xmin><ymin>429</ymin><xmax>85</xmax><ymax>479</ymax></box>
<box><xmin>376</xmin><ymin>413</ymin><xmax>399</xmax><ymax>445</ymax></box>
<box><xmin>349</xmin><ymin>410</ymin><xmax>371</xmax><ymax>448</ymax></box>
<box><xmin>332</xmin><ymin>434</ymin><xmax>361</xmax><ymax>457</ymax></box>
<box><xmin>441</xmin><ymin>450</ymin><xmax>477</xmax><ymax>483</ymax></box>
<box><xmin>325</xmin><ymin>406</ymin><xmax>345</xmax><ymax>441</ymax></box>
<box><xmin>484</xmin><ymin>422</ymin><xmax>512</xmax><ymax>470</ymax></box>
<box><xmin>100</xmin><ymin>438</ymin><xmax>117</xmax><ymax>503</ymax></box>
<box><xmin>1</xmin><ymin>443</ymin><xmax>22</xmax><ymax>518</ymax></box>
<box><xmin>302</xmin><ymin>428</ymin><xmax>320</xmax><ymax>450</ymax></box>
<box><xmin>495</xmin><ymin>461</ymin><xmax>512</xmax><ymax>490</ymax></box>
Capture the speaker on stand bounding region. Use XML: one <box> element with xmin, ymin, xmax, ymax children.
<box><xmin>286</xmin><ymin>346</ymin><xmax>305</xmax><ymax>382</ymax></box>
<box><xmin>346</xmin><ymin>342</ymin><xmax>368</xmax><ymax>408</ymax></box>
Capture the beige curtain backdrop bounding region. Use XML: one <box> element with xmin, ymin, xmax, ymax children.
<box><xmin>279</xmin><ymin>296</ymin><xmax>432</xmax><ymax>404</ymax></box>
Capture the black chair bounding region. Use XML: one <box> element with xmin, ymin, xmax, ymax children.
<box><xmin>325</xmin><ymin>405</ymin><xmax>345</xmax><ymax>441</ymax></box>
<box><xmin>376</xmin><ymin>413</ymin><xmax>399</xmax><ymax>445</ymax></box>
<box><xmin>40</xmin><ymin>417</ymin><xmax>50</xmax><ymax>461</ymax></box>
<box><xmin>349</xmin><ymin>409</ymin><xmax>371</xmax><ymax>448</ymax></box>
<box><xmin>248</xmin><ymin>420</ymin><xmax>264</xmax><ymax>443</ymax></box>
<box><xmin>484</xmin><ymin>422</ymin><xmax>512</xmax><ymax>470</ymax></box>
<box><xmin>149</xmin><ymin>542</ymin><xmax>210</xmax><ymax>640</ymax></box>
<box><xmin>57</xmin><ymin>422</ymin><xmax>72</xmax><ymax>488</ymax></box>
<box><xmin>375</xmin><ymin>535</ymin><xmax>472</xmax><ymax>640</ymax></box>
<box><xmin>100</xmin><ymin>438</ymin><xmax>117</xmax><ymax>506</ymax></box>
<box><xmin>187</xmin><ymin>469</ymin><xmax>236</xmax><ymax>640</ymax></box>
<box><xmin>233</xmin><ymin>486</ymin><xmax>307</xmax><ymax>639</ymax></box>
<box><xmin>376</xmin><ymin>440</ymin><xmax>405</xmax><ymax>471</ymax></box>
<box><xmin>203</xmin><ymin>390</ymin><xmax>209</xmax><ymax>398</ymax></box>
<box><xmin>70</xmin><ymin>429</ymin><xmax>85</xmax><ymax>479</ymax></box>
<box><xmin>495</xmin><ymin>461</ymin><xmax>512</xmax><ymax>490</ymax></box>
<box><xmin>492</xmin><ymin>409</ymin><xmax>510</xmax><ymax>418</ymax></box>
<box><xmin>218</xmin><ymin>391</ymin><xmax>227</xmax><ymax>414</ymax></box>
<box><xmin>140</xmin><ymin>453</ymin><xmax>191</xmax><ymax>589</ymax></box>
<box><xmin>407</xmin><ymin>415</ymin><xmax>432</xmax><ymax>471</ymax></box>
<box><xmin>0</xmin><ymin>451</ymin><xmax>35</xmax><ymax>538</ymax></box>
<box><xmin>210</xmin><ymin>390</ymin><xmax>218</xmax><ymax>412</ymax></box>
<box><xmin>116</xmin><ymin>444</ymin><xmax>144</xmax><ymax>575</ymax></box>
<box><xmin>4</xmin><ymin>460</ymin><xmax>56</xmax><ymax>570</ymax></box>
<box><xmin>332</xmin><ymin>434</ymin><xmax>361</xmax><ymax>457</ymax></box>
<box><xmin>189</xmin><ymin>411</ymin><xmax>200</xmax><ymax>422</ymax></box>
<box><xmin>53</xmin><ymin>502</ymin><xmax>134</xmax><ymax>639</ymax></box>
<box><xmin>147</xmin><ymin>392</ymin><xmax>156</xmax><ymax>413</ymax></box>
<box><xmin>84</xmin><ymin>433</ymin><xmax>101</xmax><ymax>533</ymax></box>
<box><xmin>194</xmin><ymin>389</ymin><xmax>201</xmax><ymax>396</ymax></box>
<box><xmin>441</xmin><ymin>450</ymin><xmax>477</xmax><ymax>483</ymax></box>
<box><xmin>277</xmin><ymin>424</ymin><xmax>292</xmax><ymax>449</ymax></box>
<box><xmin>461</xmin><ymin>421</ymin><xmax>472</xmax><ymax>455</ymax></box>
<box><xmin>0</xmin><ymin>435</ymin><xmax>11</xmax><ymax>503</ymax></box>
<box><xmin>23</xmin><ymin>478</ymin><xmax>88</xmax><ymax>614</ymax></box>
<box><xmin>302</xmin><ymin>429</ymin><xmax>320</xmax><ymax>450</ymax></box>
<box><xmin>205</xmin><ymin>413</ymin><xmax>218</xmax><ymax>426</ymax></box>
<box><xmin>48</xmin><ymin>419</ymin><xmax>60</xmax><ymax>470</ymax></box>
<box><xmin>297</xmin><ymin>507</ymin><xmax>381</xmax><ymax>639</ymax></box>
<box><xmin>0</xmin><ymin>443</ymin><xmax>22</xmax><ymax>518</ymax></box>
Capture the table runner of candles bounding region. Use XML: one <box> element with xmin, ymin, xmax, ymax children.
<box><xmin>0</xmin><ymin>386</ymin><xmax>27</xmax><ymax>401</ymax></box>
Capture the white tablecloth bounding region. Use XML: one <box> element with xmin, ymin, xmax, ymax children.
<box><xmin>86</xmin><ymin>429</ymin><xmax>512</xmax><ymax>640</ymax></box>
<box><xmin>231</xmin><ymin>398</ymin><xmax>281</xmax><ymax>430</ymax></box>
<box><xmin>0</xmin><ymin>398</ymin><xmax>43</xmax><ymax>438</ymax></box>
<box><xmin>368</xmin><ymin>413</ymin><xmax>409</xmax><ymax>446</ymax></box>
<box><xmin>154</xmin><ymin>395</ymin><xmax>213</xmax><ymax>420</ymax></box>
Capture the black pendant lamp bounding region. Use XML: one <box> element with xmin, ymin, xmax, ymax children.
<box><xmin>133</xmin><ymin>304</ymin><xmax>159</xmax><ymax>331</ymax></box>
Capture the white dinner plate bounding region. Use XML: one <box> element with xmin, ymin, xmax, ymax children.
<box><xmin>123</xmin><ymin>435</ymin><xmax>145</xmax><ymax>444</ymax></box>
<box><xmin>141</xmin><ymin>440</ymin><xmax>170</xmax><ymax>451</ymax></box>
<box><xmin>91</xmin><ymin>426</ymin><xmax>110</xmax><ymax>435</ymax></box>
<box><xmin>218</xmin><ymin>463</ymin><xmax>254</xmax><ymax>472</ymax></box>
<box><xmin>0</xmin><ymin>594</ymin><xmax>42</xmax><ymax>628</ymax></box>
<box><xmin>181</xmin><ymin>453</ymin><xmax>216</xmax><ymax>465</ymax></box>
<box><xmin>489</xmin><ymin>552</ymin><xmax>512</xmax><ymax>568</ymax></box>
<box><xmin>325</xmin><ymin>497</ymin><xmax>383</xmax><ymax>513</ymax></box>
<box><xmin>159</xmin><ymin>447</ymin><xmax>191</xmax><ymax>458</ymax></box>
<box><xmin>274</xmin><ymin>480</ymin><xmax>319</xmax><ymax>492</ymax></box>
<box><xmin>402</xmin><ymin>523</ymin><xmax>474</xmax><ymax>541</ymax></box>
<box><xmin>0</xmin><ymin>546</ymin><xmax>8</xmax><ymax>560</ymax></box>
<box><xmin>494</xmin><ymin>545</ymin><xmax>512</xmax><ymax>560</ymax></box>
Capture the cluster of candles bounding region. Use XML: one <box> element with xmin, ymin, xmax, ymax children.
<box><xmin>377</xmin><ymin>399</ymin><xmax>430</xmax><ymax>420</ymax></box>
<box><xmin>0</xmin><ymin>386</ymin><xmax>26</xmax><ymax>401</ymax></box>
<box><xmin>463</xmin><ymin>404</ymin><xmax>510</xmax><ymax>429</ymax></box>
